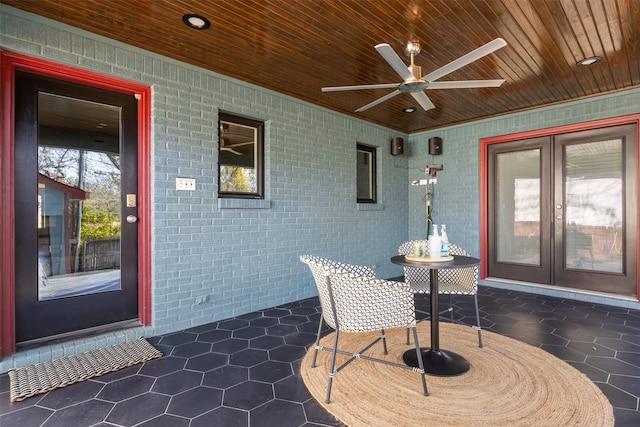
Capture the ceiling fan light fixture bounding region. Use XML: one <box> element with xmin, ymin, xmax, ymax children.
<box><xmin>576</xmin><ymin>56</ymin><xmax>601</xmax><ymax>67</ymax></box>
<box><xmin>183</xmin><ymin>14</ymin><xmax>211</xmax><ymax>30</ymax></box>
<box><xmin>403</xmin><ymin>40</ymin><xmax>421</xmax><ymax>56</ymax></box>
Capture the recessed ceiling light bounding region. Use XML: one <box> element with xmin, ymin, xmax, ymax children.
<box><xmin>576</xmin><ymin>56</ymin><xmax>602</xmax><ymax>67</ymax></box>
<box><xmin>183</xmin><ymin>14</ymin><xmax>211</xmax><ymax>30</ymax></box>
<box><xmin>403</xmin><ymin>107</ymin><xmax>416</xmax><ymax>113</ymax></box>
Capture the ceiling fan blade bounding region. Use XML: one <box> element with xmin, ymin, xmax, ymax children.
<box><xmin>375</xmin><ymin>43</ymin><xmax>414</xmax><ymax>80</ymax></box>
<box><xmin>427</xmin><ymin>79</ymin><xmax>506</xmax><ymax>89</ymax></box>
<box><xmin>425</xmin><ymin>38</ymin><xmax>507</xmax><ymax>82</ymax></box>
<box><xmin>322</xmin><ymin>83</ymin><xmax>400</xmax><ymax>92</ymax></box>
<box><xmin>226</xmin><ymin>141</ymin><xmax>254</xmax><ymax>147</ymax></box>
<box><xmin>221</xmin><ymin>147</ymin><xmax>242</xmax><ymax>155</ymax></box>
<box><xmin>411</xmin><ymin>91</ymin><xmax>435</xmax><ymax>111</ymax></box>
<box><xmin>355</xmin><ymin>90</ymin><xmax>401</xmax><ymax>112</ymax></box>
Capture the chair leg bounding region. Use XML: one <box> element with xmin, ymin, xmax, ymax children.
<box><xmin>474</xmin><ymin>293</ymin><xmax>483</xmax><ymax>348</ymax></box>
<box><xmin>325</xmin><ymin>328</ymin><xmax>341</xmax><ymax>403</ymax></box>
<box><xmin>406</xmin><ymin>327</ymin><xmax>411</xmax><ymax>345</ymax></box>
<box><xmin>411</xmin><ymin>326</ymin><xmax>429</xmax><ymax>396</ymax></box>
<box><xmin>449</xmin><ymin>294</ymin><xmax>454</xmax><ymax>323</ymax></box>
<box><xmin>381</xmin><ymin>329</ymin><xmax>388</xmax><ymax>355</ymax></box>
<box><xmin>312</xmin><ymin>315</ymin><xmax>324</xmax><ymax>368</ymax></box>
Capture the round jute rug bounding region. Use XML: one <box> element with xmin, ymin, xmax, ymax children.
<box><xmin>301</xmin><ymin>322</ymin><xmax>614</xmax><ymax>427</ymax></box>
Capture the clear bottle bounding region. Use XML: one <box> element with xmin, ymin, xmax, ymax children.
<box><xmin>429</xmin><ymin>224</ymin><xmax>441</xmax><ymax>258</ymax></box>
<box><xmin>440</xmin><ymin>224</ymin><xmax>449</xmax><ymax>256</ymax></box>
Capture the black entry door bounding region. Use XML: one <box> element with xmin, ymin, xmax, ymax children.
<box><xmin>14</xmin><ymin>71</ymin><xmax>139</xmax><ymax>344</ymax></box>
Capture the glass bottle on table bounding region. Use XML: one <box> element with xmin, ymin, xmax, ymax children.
<box><xmin>440</xmin><ymin>224</ymin><xmax>449</xmax><ymax>257</ymax></box>
<box><xmin>429</xmin><ymin>224</ymin><xmax>441</xmax><ymax>259</ymax></box>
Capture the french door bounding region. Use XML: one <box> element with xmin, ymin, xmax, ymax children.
<box><xmin>14</xmin><ymin>71</ymin><xmax>140</xmax><ymax>344</ymax></box>
<box><xmin>487</xmin><ymin>123</ymin><xmax>637</xmax><ymax>296</ymax></box>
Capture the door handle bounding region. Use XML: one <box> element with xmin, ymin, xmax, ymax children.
<box><xmin>126</xmin><ymin>215</ymin><xmax>138</xmax><ymax>223</ymax></box>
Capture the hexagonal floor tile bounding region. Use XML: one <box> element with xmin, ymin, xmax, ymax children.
<box><xmin>224</xmin><ymin>381</ymin><xmax>273</xmax><ymax>410</ymax></box>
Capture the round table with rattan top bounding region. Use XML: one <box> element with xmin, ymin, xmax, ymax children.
<box><xmin>391</xmin><ymin>254</ymin><xmax>481</xmax><ymax>376</ymax></box>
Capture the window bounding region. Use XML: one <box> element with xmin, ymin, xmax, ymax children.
<box><xmin>218</xmin><ymin>112</ymin><xmax>264</xmax><ymax>198</ymax></box>
<box><xmin>356</xmin><ymin>144</ymin><xmax>376</xmax><ymax>203</ymax></box>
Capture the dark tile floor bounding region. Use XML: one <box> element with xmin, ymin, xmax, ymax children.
<box><xmin>1</xmin><ymin>285</ymin><xmax>639</xmax><ymax>427</ymax></box>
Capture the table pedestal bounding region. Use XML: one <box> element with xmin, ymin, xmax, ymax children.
<box><xmin>390</xmin><ymin>254</ymin><xmax>480</xmax><ymax>377</ymax></box>
<box><xmin>402</xmin><ymin>348</ymin><xmax>470</xmax><ymax>376</ymax></box>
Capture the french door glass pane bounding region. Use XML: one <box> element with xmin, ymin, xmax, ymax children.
<box><xmin>495</xmin><ymin>149</ymin><xmax>541</xmax><ymax>265</ymax></box>
<box><xmin>37</xmin><ymin>93</ymin><xmax>122</xmax><ymax>301</ymax></box>
<box><xmin>564</xmin><ymin>139</ymin><xmax>623</xmax><ymax>273</ymax></box>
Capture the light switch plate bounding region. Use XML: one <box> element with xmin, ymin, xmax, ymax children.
<box><xmin>176</xmin><ymin>177</ymin><xmax>196</xmax><ymax>191</ymax></box>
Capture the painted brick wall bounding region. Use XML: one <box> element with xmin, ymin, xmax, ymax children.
<box><xmin>0</xmin><ymin>7</ymin><xmax>409</xmax><ymax>371</ymax></box>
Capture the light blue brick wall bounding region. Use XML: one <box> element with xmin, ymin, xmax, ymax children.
<box><xmin>0</xmin><ymin>6</ymin><xmax>409</xmax><ymax>371</ymax></box>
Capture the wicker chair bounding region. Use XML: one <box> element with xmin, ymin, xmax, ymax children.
<box><xmin>398</xmin><ymin>241</ymin><xmax>483</xmax><ymax>348</ymax></box>
<box><xmin>300</xmin><ymin>254</ymin><xmax>428</xmax><ymax>403</ymax></box>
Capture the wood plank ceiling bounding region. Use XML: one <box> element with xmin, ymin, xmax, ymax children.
<box><xmin>3</xmin><ymin>0</ymin><xmax>639</xmax><ymax>133</ymax></box>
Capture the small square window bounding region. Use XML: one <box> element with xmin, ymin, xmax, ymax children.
<box><xmin>357</xmin><ymin>143</ymin><xmax>376</xmax><ymax>203</ymax></box>
<box><xmin>218</xmin><ymin>112</ymin><xmax>264</xmax><ymax>198</ymax></box>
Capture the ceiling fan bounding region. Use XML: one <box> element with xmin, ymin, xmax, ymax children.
<box><xmin>322</xmin><ymin>38</ymin><xmax>507</xmax><ymax>112</ymax></box>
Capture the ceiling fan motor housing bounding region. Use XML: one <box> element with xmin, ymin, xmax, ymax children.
<box><xmin>410</xmin><ymin>64</ymin><xmax>422</xmax><ymax>78</ymax></box>
<box><xmin>399</xmin><ymin>64</ymin><xmax>428</xmax><ymax>92</ymax></box>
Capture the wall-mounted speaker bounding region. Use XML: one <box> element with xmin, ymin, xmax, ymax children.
<box><xmin>391</xmin><ymin>137</ymin><xmax>404</xmax><ymax>156</ymax></box>
<box><xmin>429</xmin><ymin>137</ymin><xmax>443</xmax><ymax>155</ymax></box>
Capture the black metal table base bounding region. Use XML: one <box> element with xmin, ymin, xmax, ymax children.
<box><xmin>403</xmin><ymin>348</ymin><xmax>470</xmax><ymax>376</ymax></box>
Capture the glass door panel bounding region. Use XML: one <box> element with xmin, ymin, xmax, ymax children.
<box><xmin>37</xmin><ymin>95</ymin><xmax>122</xmax><ymax>301</ymax></box>
<box><xmin>564</xmin><ymin>139</ymin><xmax>623</xmax><ymax>274</ymax></box>
<box><xmin>495</xmin><ymin>149</ymin><xmax>541</xmax><ymax>265</ymax></box>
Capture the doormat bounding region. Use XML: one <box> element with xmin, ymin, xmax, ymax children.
<box><xmin>8</xmin><ymin>337</ymin><xmax>162</xmax><ymax>402</ymax></box>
